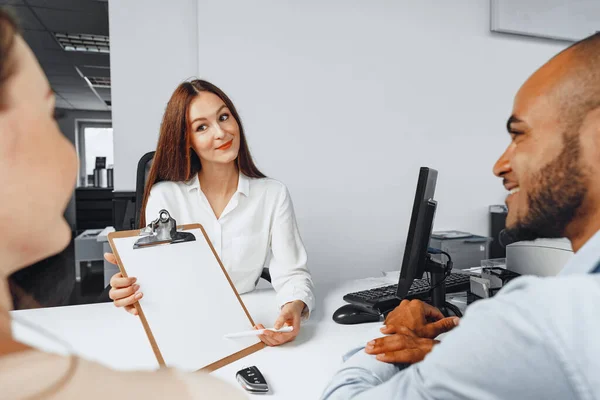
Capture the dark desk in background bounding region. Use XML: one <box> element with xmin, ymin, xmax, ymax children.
<box><xmin>75</xmin><ymin>187</ymin><xmax>113</xmax><ymax>232</ymax></box>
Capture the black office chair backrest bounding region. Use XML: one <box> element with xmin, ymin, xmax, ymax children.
<box><xmin>134</xmin><ymin>151</ymin><xmax>155</xmax><ymax>229</ymax></box>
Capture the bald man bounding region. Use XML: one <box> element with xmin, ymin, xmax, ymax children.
<box><xmin>321</xmin><ymin>32</ymin><xmax>600</xmax><ymax>399</ymax></box>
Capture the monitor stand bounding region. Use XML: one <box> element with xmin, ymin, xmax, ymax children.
<box><xmin>424</xmin><ymin>255</ymin><xmax>452</xmax><ymax>317</ymax></box>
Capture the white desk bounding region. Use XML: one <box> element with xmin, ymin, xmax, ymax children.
<box><xmin>11</xmin><ymin>279</ymin><xmax>393</xmax><ymax>399</ymax></box>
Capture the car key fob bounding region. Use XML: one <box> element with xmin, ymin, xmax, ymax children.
<box><xmin>236</xmin><ymin>366</ymin><xmax>269</xmax><ymax>394</ymax></box>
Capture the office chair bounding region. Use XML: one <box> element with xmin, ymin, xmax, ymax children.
<box><xmin>134</xmin><ymin>151</ymin><xmax>271</xmax><ymax>283</ymax></box>
<box><xmin>134</xmin><ymin>151</ymin><xmax>156</xmax><ymax>229</ymax></box>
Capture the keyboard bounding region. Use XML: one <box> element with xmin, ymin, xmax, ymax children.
<box><xmin>343</xmin><ymin>272</ymin><xmax>471</xmax><ymax>312</ymax></box>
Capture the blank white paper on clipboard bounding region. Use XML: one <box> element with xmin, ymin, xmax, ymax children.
<box><xmin>108</xmin><ymin>224</ymin><xmax>263</xmax><ymax>372</ymax></box>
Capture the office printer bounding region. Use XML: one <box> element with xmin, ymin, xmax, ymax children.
<box><xmin>506</xmin><ymin>238</ymin><xmax>573</xmax><ymax>277</ymax></box>
<box><xmin>469</xmin><ymin>238</ymin><xmax>573</xmax><ymax>301</ymax></box>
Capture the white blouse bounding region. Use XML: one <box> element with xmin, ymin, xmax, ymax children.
<box><xmin>145</xmin><ymin>173</ymin><xmax>315</xmax><ymax>313</ymax></box>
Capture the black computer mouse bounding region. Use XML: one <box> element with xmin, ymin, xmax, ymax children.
<box><xmin>332</xmin><ymin>304</ymin><xmax>382</xmax><ymax>325</ymax></box>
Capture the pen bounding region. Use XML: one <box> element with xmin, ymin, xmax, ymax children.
<box><xmin>224</xmin><ymin>326</ymin><xmax>294</xmax><ymax>339</ymax></box>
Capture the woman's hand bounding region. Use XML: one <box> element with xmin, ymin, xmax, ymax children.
<box><xmin>256</xmin><ymin>300</ymin><xmax>305</xmax><ymax>346</ymax></box>
<box><xmin>105</xmin><ymin>253</ymin><xmax>142</xmax><ymax>316</ymax></box>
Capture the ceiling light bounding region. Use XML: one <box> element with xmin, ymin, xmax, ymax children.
<box><xmin>54</xmin><ymin>33</ymin><xmax>110</xmax><ymax>54</ymax></box>
<box><xmin>86</xmin><ymin>76</ymin><xmax>111</xmax><ymax>88</ymax></box>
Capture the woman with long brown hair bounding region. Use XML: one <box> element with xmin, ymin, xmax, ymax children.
<box><xmin>107</xmin><ymin>80</ymin><xmax>315</xmax><ymax>346</ymax></box>
<box><xmin>0</xmin><ymin>8</ymin><xmax>244</xmax><ymax>399</ymax></box>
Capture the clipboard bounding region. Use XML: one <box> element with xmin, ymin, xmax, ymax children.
<box><xmin>108</xmin><ymin>210</ymin><xmax>264</xmax><ymax>372</ymax></box>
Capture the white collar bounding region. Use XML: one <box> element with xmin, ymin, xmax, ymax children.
<box><xmin>560</xmin><ymin>229</ymin><xmax>600</xmax><ymax>275</ymax></box>
<box><xmin>185</xmin><ymin>172</ymin><xmax>250</xmax><ymax>197</ymax></box>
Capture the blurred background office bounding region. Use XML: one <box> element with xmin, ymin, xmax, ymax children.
<box><xmin>2</xmin><ymin>0</ymin><xmax>597</xmax><ymax>308</ymax></box>
<box><xmin>2</xmin><ymin>0</ymin><xmax>114</xmax><ymax>306</ymax></box>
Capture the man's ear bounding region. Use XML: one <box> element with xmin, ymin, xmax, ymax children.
<box><xmin>579</xmin><ymin>106</ymin><xmax>600</xmax><ymax>176</ymax></box>
<box><xmin>581</xmin><ymin>106</ymin><xmax>600</xmax><ymax>140</ymax></box>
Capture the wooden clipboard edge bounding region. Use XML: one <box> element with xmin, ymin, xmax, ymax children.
<box><xmin>198</xmin><ymin>341</ymin><xmax>265</xmax><ymax>373</ymax></box>
<box><xmin>107</xmin><ymin>223</ymin><xmax>265</xmax><ymax>372</ymax></box>
<box><xmin>107</xmin><ymin>229</ymin><xmax>166</xmax><ymax>368</ymax></box>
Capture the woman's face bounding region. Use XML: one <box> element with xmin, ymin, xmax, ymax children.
<box><xmin>0</xmin><ymin>36</ymin><xmax>77</xmax><ymax>274</ymax></box>
<box><xmin>187</xmin><ymin>91</ymin><xmax>241</xmax><ymax>167</ymax></box>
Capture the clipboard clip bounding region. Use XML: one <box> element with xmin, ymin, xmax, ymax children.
<box><xmin>133</xmin><ymin>209</ymin><xmax>196</xmax><ymax>249</ymax></box>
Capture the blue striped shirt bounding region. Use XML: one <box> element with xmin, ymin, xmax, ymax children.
<box><xmin>322</xmin><ymin>231</ymin><xmax>600</xmax><ymax>400</ymax></box>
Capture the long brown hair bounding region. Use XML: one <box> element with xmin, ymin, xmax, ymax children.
<box><xmin>140</xmin><ymin>79</ymin><xmax>266</xmax><ymax>226</ymax></box>
<box><xmin>0</xmin><ymin>8</ymin><xmax>18</xmax><ymax>89</ymax></box>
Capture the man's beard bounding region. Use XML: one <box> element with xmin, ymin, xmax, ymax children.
<box><xmin>501</xmin><ymin>133</ymin><xmax>587</xmax><ymax>245</ymax></box>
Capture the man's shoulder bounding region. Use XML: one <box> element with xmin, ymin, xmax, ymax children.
<box><xmin>497</xmin><ymin>274</ymin><xmax>600</xmax><ymax>390</ymax></box>
<box><xmin>463</xmin><ymin>274</ymin><xmax>600</xmax><ymax>327</ymax></box>
<box><xmin>498</xmin><ymin>273</ymin><xmax>600</xmax><ymax>303</ymax></box>
<box><xmin>474</xmin><ymin>274</ymin><xmax>600</xmax><ymax>336</ymax></box>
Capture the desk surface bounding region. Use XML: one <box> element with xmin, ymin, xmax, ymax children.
<box><xmin>11</xmin><ymin>279</ymin><xmax>391</xmax><ymax>399</ymax></box>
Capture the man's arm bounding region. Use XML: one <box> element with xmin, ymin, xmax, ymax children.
<box><xmin>321</xmin><ymin>277</ymin><xmax>577</xmax><ymax>400</ymax></box>
<box><xmin>320</xmin><ymin>346</ymin><xmax>404</xmax><ymax>400</ymax></box>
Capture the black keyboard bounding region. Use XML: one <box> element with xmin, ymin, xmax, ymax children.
<box><xmin>343</xmin><ymin>272</ymin><xmax>471</xmax><ymax>312</ymax></box>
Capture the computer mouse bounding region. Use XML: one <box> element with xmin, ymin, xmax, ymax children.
<box><xmin>332</xmin><ymin>304</ymin><xmax>382</xmax><ymax>325</ymax></box>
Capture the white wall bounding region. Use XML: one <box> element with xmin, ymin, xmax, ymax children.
<box><xmin>108</xmin><ymin>0</ymin><xmax>198</xmax><ymax>191</ymax></box>
<box><xmin>56</xmin><ymin>108</ymin><xmax>112</xmax><ymax>231</ymax></box>
<box><xmin>195</xmin><ymin>0</ymin><xmax>567</xmax><ymax>283</ymax></box>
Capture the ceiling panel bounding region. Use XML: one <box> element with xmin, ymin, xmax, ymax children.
<box><xmin>60</xmin><ymin>92</ymin><xmax>104</xmax><ymax>103</ymax></box>
<box><xmin>54</xmin><ymin>97</ymin><xmax>74</xmax><ymax>109</ymax></box>
<box><xmin>25</xmin><ymin>0</ymin><xmax>107</xmax><ymax>13</ymax></box>
<box><xmin>54</xmin><ymin>92</ymin><xmax>74</xmax><ymax>107</ymax></box>
<box><xmin>47</xmin><ymin>75</ymin><xmax>84</xmax><ymax>85</ymax></box>
<box><xmin>87</xmin><ymin>104</ymin><xmax>108</xmax><ymax>111</ymax></box>
<box><xmin>51</xmin><ymin>82</ymin><xmax>90</xmax><ymax>93</ymax></box>
<box><xmin>94</xmin><ymin>87</ymin><xmax>110</xmax><ymax>101</ymax></box>
<box><xmin>78</xmin><ymin>65</ymin><xmax>110</xmax><ymax>78</ymax></box>
<box><xmin>68</xmin><ymin>99</ymin><xmax>107</xmax><ymax>111</ymax></box>
<box><xmin>21</xmin><ymin>29</ymin><xmax>61</xmax><ymax>50</ymax></box>
<box><xmin>38</xmin><ymin>61</ymin><xmax>78</xmax><ymax>76</ymax></box>
<box><xmin>60</xmin><ymin>99</ymin><xmax>108</xmax><ymax>111</ymax></box>
<box><xmin>7</xmin><ymin>5</ymin><xmax>44</xmax><ymax>30</ymax></box>
<box><xmin>66</xmin><ymin>52</ymin><xmax>110</xmax><ymax>68</ymax></box>
<box><xmin>31</xmin><ymin>47</ymin><xmax>69</xmax><ymax>63</ymax></box>
<box><xmin>6</xmin><ymin>1</ymin><xmax>111</xmax><ymax>111</ymax></box>
<box><xmin>1</xmin><ymin>0</ymin><xmax>25</xmax><ymax>6</ymax></box>
<box><xmin>33</xmin><ymin>8</ymin><xmax>109</xmax><ymax>35</ymax></box>
<box><xmin>54</xmin><ymin>92</ymin><xmax>69</xmax><ymax>101</ymax></box>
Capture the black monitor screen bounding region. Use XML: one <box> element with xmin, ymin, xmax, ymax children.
<box><xmin>396</xmin><ymin>167</ymin><xmax>438</xmax><ymax>299</ymax></box>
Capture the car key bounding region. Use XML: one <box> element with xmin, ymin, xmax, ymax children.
<box><xmin>236</xmin><ymin>366</ymin><xmax>269</xmax><ymax>394</ymax></box>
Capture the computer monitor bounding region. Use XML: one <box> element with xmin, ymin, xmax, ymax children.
<box><xmin>396</xmin><ymin>167</ymin><xmax>438</xmax><ymax>300</ymax></box>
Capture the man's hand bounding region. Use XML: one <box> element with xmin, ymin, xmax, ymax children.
<box><xmin>366</xmin><ymin>326</ymin><xmax>438</xmax><ymax>364</ymax></box>
<box><xmin>256</xmin><ymin>300</ymin><xmax>305</xmax><ymax>346</ymax></box>
<box><xmin>381</xmin><ymin>299</ymin><xmax>459</xmax><ymax>339</ymax></box>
